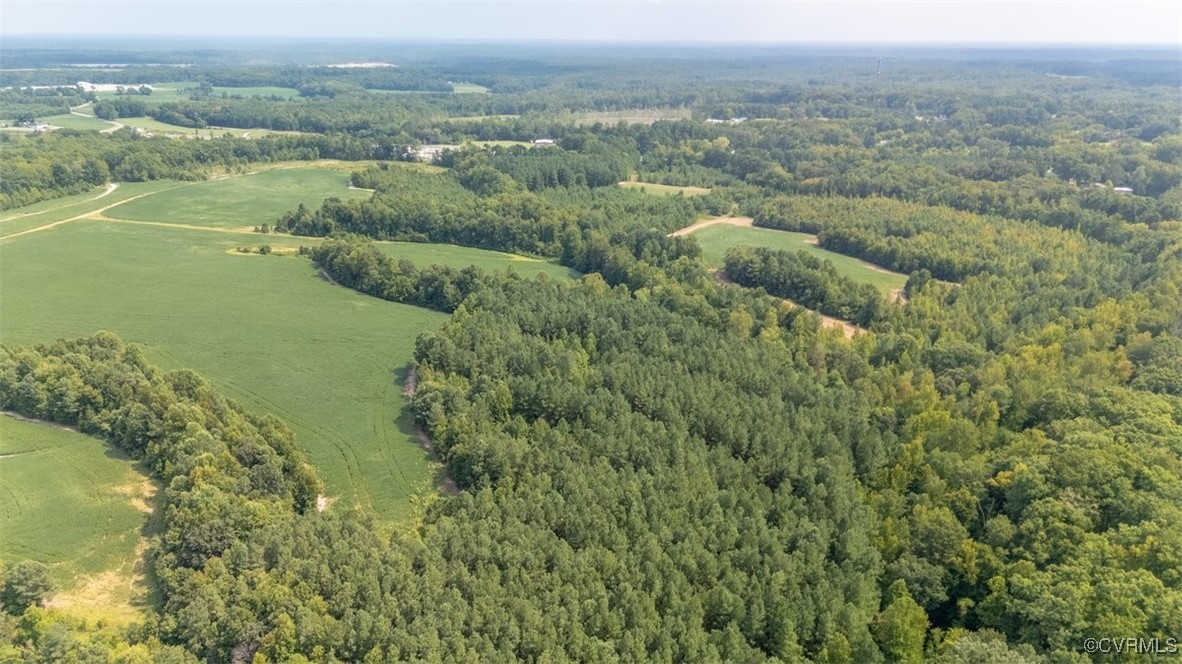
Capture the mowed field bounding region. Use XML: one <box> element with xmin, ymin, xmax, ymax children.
<box><xmin>114</xmin><ymin>116</ymin><xmax>300</xmax><ymax>139</ymax></box>
<box><xmin>0</xmin><ymin>164</ymin><xmax>574</xmax><ymax>522</ymax></box>
<box><xmin>38</xmin><ymin>112</ymin><xmax>115</xmax><ymax>131</ymax></box>
<box><xmin>0</xmin><ymin>415</ymin><xmax>152</xmax><ymax>623</ymax></box>
<box><xmin>618</xmin><ymin>181</ymin><xmax>710</xmax><ymax>196</ymax></box>
<box><xmin>92</xmin><ymin>83</ymin><xmax>300</xmax><ymax>105</ymax></box>
<box><xmin>692</xmin><ymin>223</ymin><xmax>908</xmax><ymax>294</ymax></box>
<box><xmin>105</xmin><ymin>165</ymin><xmax>371</xmax><ymax>228</ymax></box>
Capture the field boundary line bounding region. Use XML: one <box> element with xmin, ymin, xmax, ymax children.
<box><xmin>0</xmin><ymin>183</ymin><xmax>118</xmax><ymax>224</ymax></box>
<box><xmin>0</xmin><ymin>183</ymin><xmax>192</xmax><ymax>243</ymax></box>
<box><xmin>669</xmin><ymin>215</ymin><xmax>754</xmax><ymax>237</ymax></box>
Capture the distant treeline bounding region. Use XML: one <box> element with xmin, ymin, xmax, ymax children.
<box><xmin>0</xmin><ymin>131</ymin><xmax>378</xmax><ymax>209</ymax></box>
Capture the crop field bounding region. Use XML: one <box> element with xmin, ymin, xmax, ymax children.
<box><xmin>374</xmin><ymin>241</ymin><xmax>576</xmax><ymax>278</ymax></box>
<box><xmin>451</xmin><ymin>82</ymin><xmax>490</xmax><ymax>94</ymax></box>
<box><xmin>92</xmin><ymin>83</ymin><xmax>299</xmax><ymax>105</ymax></box>
<box><xmin>0</xmin><ymin>415</ymin><xmax>152</xmax><ymax>623</ymax></box>
<box><xmin>39</xmin><ymin>112</ymin><xmax>114</xmax><ymax>131</ymax></box>
<box><xmin>568</xmin><ymin>107</ymin><xmax>692</xmax><ymax>125</ymax></box>
<box><xmin>104</xmin><ymin>165</ymin><xmax>372</xmax><ymax>228</ymax></box>
<box><xmin>113</xmin><ymin>116</ymin><xmax>299</xmax><ymax>139</ymax></box>
<box><xmin>207</xmin><ymin>85</ymin><xmax>300</xmax><ymax>98</ymax></box>
<box><xmin>0</xmin><ymin>181</ymin><xmax>187</xmax><ymax>240</ymax></box>
<box><xmin>618</xmin><ymin>181</ymin><xmax>710</xmax><ymax>196</ymax></box>
<box><xmin>0</xmin><ymin>167</ymin><xmax>576</xmax><ymax>519</ymax></box>
<box><xmin>692</xmin><ymin>223</ymin><xmax>908</xmax><ymax>294</ymax></box>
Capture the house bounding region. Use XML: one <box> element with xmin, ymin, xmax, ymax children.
<box><xmin>532</xmin><ymin>139</ymin><xmax>556</xmax><ymax>147</ymax></box>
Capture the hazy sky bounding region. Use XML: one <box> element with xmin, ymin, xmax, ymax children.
<box><xmin>2</xmin><ymin>0</ymin><xmax>1180</xmax><ymax>44</ymax></box>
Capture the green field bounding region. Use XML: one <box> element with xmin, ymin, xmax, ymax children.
<box><xmin>113</xmin><ymin>116</ymin><xmax>298</xmax><ymax>139</ymax></box>
<box><xmin>92</xmin><ymin>83</ymin><xmax>299</xmax><ymax>104</ymax></box>
<box><xmin>568</xmin><ymin>108</ymin><xmax>692</xmax><ymax>125</ymax></box>
<box><xmin>452</xmin><ymin>82</ymin><xmax>490</xmax><ymax>94</ymax></box>
<box><xmin>0</xmin><ymin>181</ymin><xmax>187</xmax><ymax>240</ymax></box>
<box><xmin>374</xmin><ymin>241</ymin><xmax>576</xmax><ymax>279</ymax></box>
<box><xmin>693</xmin><ymin>224</ymin><xmax>908</xmax><ymax>294</ymax></box>
<box><xmin>0</xmin><ymin>416</ymin><xmax>151</xmax><ymax>621</ymax></box>
<box><xmin>1</xmin><ymin>220</ymin><xmax>446</xmax><ymax>518</ymax></box>
<box><xmin>619</xmin><ymin>181</ymin><xmax>710</xmax><ymax>196</ymax></box>
<box><xmin>0</xmin><ymin>167</ymin><xmax>575</xmax><ymax>521</ymax></box>
<box><xmin>104</xmin><ymin>165</ymin><xmax>371</xmax><ymax>228</ymax></box>
<box><xmin>208</xmin><ymin>85</ymin><xmax>300</xmax><ymax>98</ymax></box>
<box><xmin>40</xmin><ymin>112</ymin><xmax>116</xmax><ymax>131</ymax></box>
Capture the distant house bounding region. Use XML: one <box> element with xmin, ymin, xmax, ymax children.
<box><xmin>532</xmin><ymin>139</ymin><xmax>556</xmax><ymax>147</ymax></box>
<box><xmin>1113</xmin><ymin>187</ymin><xmax>1133</xmax><ymax>194</ymax></box>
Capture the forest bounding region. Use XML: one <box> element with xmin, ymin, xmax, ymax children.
<box><xmin>1</xmin><ymin>40</ymin><xmax>1180</xmax><ymax>663</ymax></box>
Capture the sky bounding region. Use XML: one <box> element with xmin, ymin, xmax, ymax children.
<box><xmin>2</xmin><ymin>0</ymin><xmax>1180</xmax><ymax>44</ymax></box>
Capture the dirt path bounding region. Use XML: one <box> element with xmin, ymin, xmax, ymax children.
<box><xmin>1</xmin><ymin>409</ymin><xmax>81</xmax><ymax>433</ymax></box>
<box><xmin>403</xmin><ymin>367</ymin><xmax>459</xmax><ymax>496</ymax></box>
<box><xmin>669</xmin><ymin>215</ymin><xmax>754</xmax><ymax>237</ymax></box>
<box><xmin>97</xmin><ymin>217</ymin><xmax>259</xmax><ymax>235</ymax></box>
<box><xmin>0</xmin><ymin>183</ymin><xmax>118</xmax><ymax>224</ymax></box>
<box><xmin>0</xmin><ymin>185</ymin><xmax>186</xmax><ymax>242</ymax></box>
<box><xmin>713</xmin><ymin>269</ymin><xmax>864</xmax><ymax>339</ymax></box>
<box><xmin>69</xmin><ymin>101</ymin><xmax>124</xmax><ymax>132</ymax></box>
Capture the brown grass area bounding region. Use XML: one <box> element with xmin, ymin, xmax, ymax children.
<box><xmin>669</xmin><ymin>215</ymin><xmax>754</xmax><ymax>237</ymax></box>
<box><xmin>712</xmin><ymin>269</ymin><xmax>864</xmax><ymax>339</ymax></box>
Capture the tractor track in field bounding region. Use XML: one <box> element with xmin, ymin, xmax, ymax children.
<box><xmin>668</xmin><ymin>215</ymin><xmax>754</xmax><ymax>237</ymax></box>
<box><xmin>712</xmin><ymin>269</ymin><xmax>864</xmax><ymax>339</ymax></box>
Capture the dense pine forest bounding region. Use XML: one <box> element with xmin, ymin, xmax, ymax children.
<box><xmin>1</xmin><ymin>40</ymin><xmax>1180</xmax><ymax>662</ymax></box>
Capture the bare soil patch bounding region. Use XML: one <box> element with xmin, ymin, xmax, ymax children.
<box><xmin>403</xmin><ymin>367</ymin><xmax>460</xmax><ymax>495</ymax></box>
<box><xmin>712</xmin><ymin>269</ymin><xmax>864</xmax><ymax>339</ymax></box>
<box><xmin>669</xmin><ymin>215</ymin><xmax>754</xmax><ymax>237</ymax></box>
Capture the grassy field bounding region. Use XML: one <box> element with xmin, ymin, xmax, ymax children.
<box><xmin>104</xmin><ymin>165</ymin><xmax>371</xmax><ymax>229</ymax></box>
<box><xmin>451</xmin><ymin>82</ymin><xmax>490</xmax><ymax>94</ymax></box>
<box><xmin>0</xmin><ymin>415</ymin><xmax>152</xmax><ymax>623</ymax></box>
<box><xmin>472</xmin><ymin>140</ymin><xmax>533</xmax><ymax>148</ymax></box>
<box><xmin>208</xmin><ymin>85</ymin><xmax>300</xmax><ymax>98</ymax></box>
<box><xmin>374</xmin><ymin>241</ymin><xmax>576</xmax><ymax>279</ymax></box>
<box><xmin>1</xmin><ymin>166</ymin><xmax>576</xmax><ymax>520</ymax></box>
<box><xmin>568</xmin><ymin>108</ymin><xmax>692</xmax><ymax>125</ymax></box>
<box><xmin>619</xmin><ymin>181</ymin><xmax>710</xmax><ymax>196</ymax></box>
<box><xmin>114</xmin><ymin>116</ymin><xmax>299</xmax><ymax>139</ymax></box>
<box><xmin>693</xmin><ymin>224</ymin><xmax>908</xmax><ymax>294</ymax></box>
<box><xmin>39</xmin><ymin>112</ymin><xmax>115</xmax><ymax>131</ymax></box>
<box><xmin>92</xmin><ymin>83</ymin><xmax>299</xmax><ymax>104</ymax></box>
<box><xmin>1</xmin><ymin>220</ymin><xmax>446</xmax><ymax>518</ymax></box>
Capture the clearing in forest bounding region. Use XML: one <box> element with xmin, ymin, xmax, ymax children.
<box><xmin>683</xmin><ymin>219</ymin><xmax>909</xmax><ymax>296</ymax></box>
<box><xmin>0</xmin><ymin>415</ymin><xmax>153</xmax><ymax>624</ymax></box>
<box><xmin>618</xmin><ymin>181</ymin><xmax>710</xmax><ymax>196</ymax></box>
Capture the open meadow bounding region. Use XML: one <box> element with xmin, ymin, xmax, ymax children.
<box><xmin>692</xmin><ymin>223</ymin><xmax>908</xmax><ymax>294</ymax></box>
<box><xmin>0</xmin><ymin>415</ymin><xmax>152</xmax><ymax>623</ymax></box>
<box><xmin>618</xmin><ymin>181</ymin><xmax>710</xmax><ymax>196</ymax></box>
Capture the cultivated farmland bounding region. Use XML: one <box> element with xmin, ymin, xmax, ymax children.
<box><xmin>0</xmin><ymin>166</ymin><xmax>575</xmax><ymax>519</ymax></box>
<box><xmin>104</xmin><ymin>164</ymin><xmax>372</xmax><ymax>229</ymax></box>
